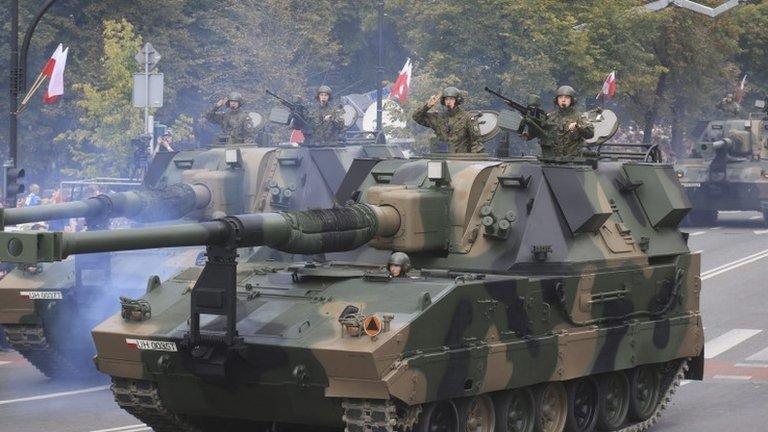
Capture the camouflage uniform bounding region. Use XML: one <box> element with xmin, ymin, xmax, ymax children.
<box><xmin>412</xmin><ymin>87</ymin><xmax>485</xmax><ymax>154</ymax></box>
<box><xmin>716</xmin><ymin>95</ymin><xmax>741</xmax><ymax>116</ymax></box>
<box><xmin>541</xmin><ymin>86</ymin><xmax>594</xmax><ymax>158</ymax></box>
<box><xmin>206</xmin><ymin>92</ymin><xmax>254</xmax><ymax>144</ymax></box>
<box><xmin>308</xmin><ymin>104</ymin><xmax>345</xmax><ymax>145</ymax></box>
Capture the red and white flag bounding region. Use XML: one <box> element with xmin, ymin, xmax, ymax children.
<box><xmin>597</xmin><ymin>71</ymin><xmax>617</xmax><ymax>100</ymax></box>
<box><xmin>735</xmin><ymin>74</ymin><xmax>748</xmax><ymax>103</ymax></box>
<box><xmin>389</xmin><ymin>58</ymin><xmax>412</xmax><ymax>104</ymax></box>
<box><xmin>43</xmin><ymin>43</ymin><xmax>69</xmax><ymax>104</ymax></box>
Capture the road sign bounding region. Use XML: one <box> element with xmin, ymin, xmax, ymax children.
<box><xmin>132</xmin><ymin>73</ymin><xmax>164</xmax><ymax>108</ymax></box>
<box><xmin>135</xmin><ymin>42</ymin><xmax>161</xmax><ymax>70</ymax></box>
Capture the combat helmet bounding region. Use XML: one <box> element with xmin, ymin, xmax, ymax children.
<box><xmin>553</xmin><ymin>85</ymin><xmax>577</xmax><ymax>106</ymax></box>
<box><xmin>316</xmin><ymin>85</ymin><xmax>333</xmax><ymax>101</ymax></box>
<box><xmin>227</xmin><ymin>91</ymin><xmax>244</xmax><ymax>107</ymax></box>
<box><xmin>387</xmin><ymin>251</ymin><xmax>411</xmax><ymax>275</ymax></box>
<box><xmin>440</xmin><ymin>87</ymin><xmax>464</xmax><ymax>106</ymax></box>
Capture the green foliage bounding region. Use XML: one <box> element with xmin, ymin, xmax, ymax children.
<box><xmin>56</xmin><ymin>19</ymin><xmax>144</xmax><ymax>178</ymax></box>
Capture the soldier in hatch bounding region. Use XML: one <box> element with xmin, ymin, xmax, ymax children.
<box><xmin>307</xmin><ymin>85</ymin><xmax>345</xmax><ymax>145</ymax></box>
<box><xmin>540</xmin><ymin>85</ymin><xmax>594</xmax><ymax>158</ymax></box>
<box><xmin>387</xmin><ymin>252</ymin><xmax>411</xmax><ymax>278</ymax></box>
<box><xmin>716</xmin><ymin>93</ymin><xmax>741</xmax><ymax>116</ymax></box>
<box><xmin>206</xmin><ymin>91</ymin><xmax>255</xmax><ymax>144</ymax></box>
<box><xmin>412</xmin><ymin>87</ymin><xmax>485</xmax><ymax>154</ymax></box>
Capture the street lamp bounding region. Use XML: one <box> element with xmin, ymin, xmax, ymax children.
<box><xmin>8</xmin><ymin>0</ymin><xmax>61</xmax><ymax>206</ymax></box>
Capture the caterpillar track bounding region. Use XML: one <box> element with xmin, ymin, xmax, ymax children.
<box><xmin>108</xmin><ymin>359</ymin><xmax>687</xmax><ymax>432</ymax></box>
<box><xmin>3</xmin><ymin>324</ymin><xmax>89</xmax><ymax>378</ymax></box>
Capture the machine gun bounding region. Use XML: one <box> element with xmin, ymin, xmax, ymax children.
<box><xmin>266</xmin><ymin>90</ymin><xmax>311</xmax><ymax>134</ymax></box>
<box><xmin>484</xmin><ymin>87</ymin><xmax>550</xmax><ymax>140</ymax></box>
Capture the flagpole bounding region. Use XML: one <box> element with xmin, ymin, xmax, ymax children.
<box><xmin>375</xmin><ymin>0</ymin><xmax>385</xmax><ymax>143</ymax></box>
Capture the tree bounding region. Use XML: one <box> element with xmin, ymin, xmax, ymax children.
<box><xmin>55</xmin><ymin>19</ymin><xmax>144</xmax><ymax>178</ymax></box>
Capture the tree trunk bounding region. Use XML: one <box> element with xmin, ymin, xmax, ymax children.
<box><xmin>643</xmin><ymin>73</ymin><xmax>667</xmax><ymax>145</ymax></box>
<box><xmin>670</xmin><ymin>95</ymin><xmax>686</xmax><ymax>160</ymax></box>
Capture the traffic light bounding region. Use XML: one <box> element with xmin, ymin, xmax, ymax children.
<box><xmin>3</xmin><ymin>162</ymin><xmax>25</xmax><ymax>207</ymax></box>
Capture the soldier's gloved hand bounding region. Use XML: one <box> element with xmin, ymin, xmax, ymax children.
<box><xmin>568</xmin><ymin>122</ymin><xmax>578</xmax><ymax>132</ymax></box>
<box><xmin>324</xmin><ymin>115</ymin><xmax>332</xmax><ymax>121</ymax></box>
<box><xmin>215</xmin><ymin>98</ymin><xmax>227</xmax><ymax>108</ymax></box>
<box><xmin>428</xmin><ymin>94</ymin><xmax>440</xmax><ymax>108</ymax></box>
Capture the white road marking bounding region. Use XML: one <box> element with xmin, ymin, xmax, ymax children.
<box><xmin>712</xmin><ymin>374</ymin><xmax>752</xmax><ymax>381</ymax></box>
<box><xmin>705</xmin><ymin>329</ymin><xmax>762</xmax><ymax>359</ymax></box>
<box><xmin>754</xmin><ymin>229</ymin><xmax>768</xmax><ymax>235</ymax></box>
<box><xmin>0</xmin><ymin>361</ymin><xmax>10</xmax><ymax>366</ymax></box>
<box><xmin>701</xmin><ymin>249</ymin><xmax>768</xmax><ymax>280</ymax></box>
<box><xmin>88</xmin><ymin>425</ymin><xmax>149</xmax><ymax>432</ymax></box>
<box><xmin>680</xmin><ymin>380</ymin><xmax>691</xmax><ymax>386</ymax></box>
<box><xmin>735</xmin><ymin>363</ymin><xmax>768</xmax><ymax>368</ymax></box>
<box><xmin>745</xmin><ymin>345</ymin><xmax>768</xmax><ymax>363</ymax></box>
<box><xmin>688</xmin><ymin>231</ymin><xmax>706</xmax><ymax>236</ymax></box>
<box><xmin>0</xmin><ymin>385</ymin><xmax>109</xmax><ymax>406</ymax></box>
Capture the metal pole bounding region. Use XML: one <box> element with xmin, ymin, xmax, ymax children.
<box><xmin>19</xmin><ymin>0</ymin><xmax>60</xmax><ymax>91</ymax></box>
<box><xmin>144</xmin><ymin>49</ymin><xmax>150</xmax><ymax>138</ymax></box>
<box><xmin>9</xmin><ymin>0</ymin><xmax>19</xmax><ymax>166</ymax></box>
<box><xmin>375</xmin><ymin>0</ymin><xmax>384</xmax><ymax>137</ymax></box>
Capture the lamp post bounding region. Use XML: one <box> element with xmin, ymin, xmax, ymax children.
<box><xmin>375</xmin><ymin>0</ymin><xmax>385</xmax><ymax>143</ymax></box>
<box><xmin>7</xmin><ymin>0</ymin><xmax>60</xmax><ymax>206</ymax></box>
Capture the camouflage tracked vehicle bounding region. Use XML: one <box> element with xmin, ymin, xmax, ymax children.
<box><xmin>0</xmin><ymin>139</ymin><xmax>403</xmax><ymax>378</ymax></box>
<box><xmin>675</xmin><ymin>104</ymin><xmax>768</xmax><ymax>225</ymax></box>
<box><xmin>0</xmin><ymin>155</ymin><xmax>703</xmax><ymax>432</ymax></box>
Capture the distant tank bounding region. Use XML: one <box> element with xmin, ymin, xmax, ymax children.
<box><xmin>0</xmin><ymin>136</ymin><xmax>404</xmax><ymax>378</ymax></box>
<box><xmin>0</xmin><ymin>154</ymin><xmax>703</xmax><ymax>432</ymax></box>
<box><xmin>675</xmin><ymin>101</ymin><xmax>768</xmax><ymax>225</ymax></box>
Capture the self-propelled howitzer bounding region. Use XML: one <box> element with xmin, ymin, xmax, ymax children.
<box><xmin>0</xmin><ymin>157</ymin><xmax>704</xmax><ymax>432</ymax></box>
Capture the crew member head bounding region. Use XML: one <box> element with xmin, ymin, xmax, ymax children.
<box><xmin>227</xmin><ymin>91</ymin><xmax>244</xmax><ymax>110</ymax></box>
<box><xmin>554</xmin><ymin>85</ymin><xmax>577</xmax><ymax>109</ymax></box>
<box><xmin>440</xmin><ymin>87</ymin><xmax>463</xmax><ymax>110</ymax></box>
<box><xmin>316</xmin><ymin>85</ymin><xmax>332</xmax><ymax>105</ymax></box>
<box><xmin>387</xmin><ymin>252</ymin><xmax>411</xmax><ymax>278</ymax></box>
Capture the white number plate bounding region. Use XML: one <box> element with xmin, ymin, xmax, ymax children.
<box><xmin>681</xmin><ymin>182</ymin><xmax>701</xmax><ymax>188</ymax></box>
<box><xmin>125</xmin><ymin>338</ymin><xmax>178</xmax><ymax>352</ymax></box>
<box><xmin>19</xmin><ymin>291</ymin><xmax>63</xmax><ymax>300</ymax></box>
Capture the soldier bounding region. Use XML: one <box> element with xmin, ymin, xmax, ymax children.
<box><xmin>716</xmin><ymin>93</ymin><xmax>741</xmax><ymax>116</ymax></box>
<box><xmin>412</xmin><ymin>87</ymin><xmax>485</xmax><ymax>154</ymax></box>
<box><xmin>387</xmin><ymin>252</ymin><xmax>411</xmax><ymax>278</ymax></box>
<box><xmin>541</xmin><ymin>85</ymin><xmax>594</xmax><ymax>158</ymax></box>
<box><xmin>206</xmin><ymin>91</ymin><xmax>254</xmax><ymax>144</ymax></box>
<box><xmin>307</xmin><ymin>85</ymin><xmax>345</xmax><ymax>145</ymax></box>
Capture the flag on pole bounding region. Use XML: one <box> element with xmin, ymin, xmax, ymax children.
<box><xmin>43</xmin><ymin>44</ymin><xmax>69</xmax><ymax>104</ymax></box>
<box><xmin>735</xmin><ymin>74</ymin><xmax>747</xmax><ymax>103</ymax></box>
<box><xmin>388</xmin><ymin>58</ymin><xmax>412</xmax><ymax>104</ymax></box>
<box><xmin>597</xmin><ymin>71</ymin><xmax>617</xmax><ymax>100</ymax></box>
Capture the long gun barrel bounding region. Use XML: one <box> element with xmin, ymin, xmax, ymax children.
<box><xmin>0</xmin><ymin>204</ymin><xmax>400</xmax><ymax>263</ymax></box>
<box><xmin>0</xmin><ymin>183</ymin><xmax>212</xmax><ymax>228</ymax></box>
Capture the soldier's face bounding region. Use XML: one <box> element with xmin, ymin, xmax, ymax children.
<box><xmin>557</xmin><ymin>95</ymin><xmax>572</xmax><ymax>108</ymax></box>
<box><xmin>228</xmin><ymin>100</ymin><xmax>240</xmax><ymax>110</ymax></box>
<box><xmin>388</xmin><ymin>264</ymin><xmax>402</xmax><ymax>277</ymax></box>
<box><xmin>444</xmin><ymin>97</ymin><xmax>456</xmax><ymax>109</ymax></box>
<box><xmin>318</xmin><ymin>93</ymin><xmax>330</xmax><ymax>104</ymax></box>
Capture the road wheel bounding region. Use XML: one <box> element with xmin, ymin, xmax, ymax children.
<box><xmin>564</xmin><ymin>377</ymin><xmax>599</xmax><ymax>432</ymax></box>
<box><xmin>458</xmin><ymin>394</ymin><xmax>495</xmax><ymax>432</ymax></box>
<box><xmin>628</xmin><ymin>365</ymin><xmax>661</xmax><ymax>421</ymax></box>
<box><xmin>534</xmin><ymin>382</ymin><xmax>567</xmax><ymax>432</ymax></box>
<box><xmin>494</xmin><ymin>388</ymin><xmax>535</xmax><ymax>432</ymax></box>
<box><xmin>596</xmin><ymin>372</ymin><xmax>629</xmax><ymax>431</ymax></box>
<box><xmin>417</xmin><ymin>400</ymin><xmax>459</xmax><ymax>432</ymax></box>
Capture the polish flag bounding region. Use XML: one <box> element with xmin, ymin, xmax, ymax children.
<box><xmin>598</xmin><ymin>71</ymin><xmax>617</xmax><ymax>100</ymax></box>
<box><xmin>43</xmin><ymin>44</ymin><xmax>69</xmax><ymax>104</ymax></box>
<box><xmin>735</xmin><ymin>74</ymin><xmax>747</xmax><ymax>103</ymax></box>
<box><xmin>389</xmin><ymin>58</ymin><xmax>412</xmax><ymax>104</ymax></box>
<box><xmin>290</xmin><ymin>129</ymin><xmax>305</xmax><ymax>144</ymax></box>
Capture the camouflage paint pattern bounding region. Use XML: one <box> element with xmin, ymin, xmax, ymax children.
<box><xmin>0</xmin><ymin>155</ymin><xmax>702</xmax><ymax>426</ymax></box>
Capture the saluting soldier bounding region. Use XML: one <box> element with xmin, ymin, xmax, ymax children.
<box><xmin>206</xmin><ymin>91</ymin><xmax>255</xmax><ymax>144</ymax></box>
<box><xmin>716</xmin><ymin>93</ymin><xmax>741</xmax><ymax>116</ymax></box>
<box><xmin>307</xmin><ymin>85</ymin><xmax>345</xmax><ymax>145</ymax></box>
<box><xmin>541</xmin><ymin>85</ymin><xmax>594</xmax><ymax>158</ymax></box>
<box><xmin>412</xmin><ymin>87</ymin><xmax>485</xmax><ymax>154</ymax></box>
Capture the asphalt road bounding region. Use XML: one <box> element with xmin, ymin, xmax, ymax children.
<box><xmin>1</xmin><ymin>211</ymin><xmax>767</xmax><ymax>432</ymax></box>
